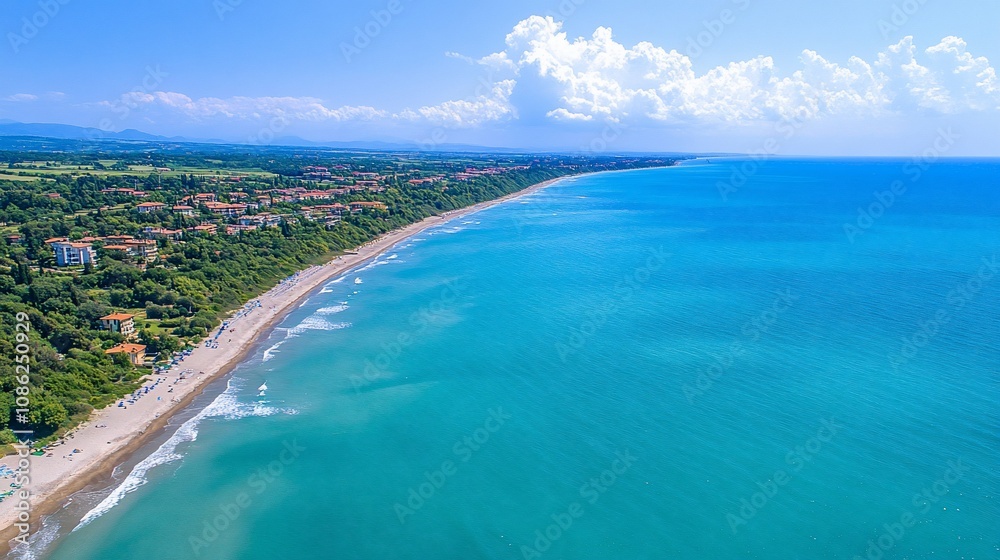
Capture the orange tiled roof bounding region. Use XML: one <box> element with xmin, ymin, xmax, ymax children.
<box><xmin>101</xmin><ymin>313</ymin><xmax>134</xmax><ymax>321</ymax></box>
<box><xmin>105</xmin><ymin>343</ymin><xmax>146</xmax><ymax>354</ymax></box>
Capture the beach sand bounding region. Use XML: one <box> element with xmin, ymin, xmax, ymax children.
<box><xmin>0</xmin><ymin>176</ymin><xmax>567</xmax><ymax>551</ymax></box>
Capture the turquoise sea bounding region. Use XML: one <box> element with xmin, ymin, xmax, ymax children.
<box><xmin>25</xmin><ymin>160</ymin><xmax>1000</xmax><ymax>559</ymax></box>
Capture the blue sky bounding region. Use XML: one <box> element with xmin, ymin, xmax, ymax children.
<box><xmin>2</xmin><ymin>0</ymin><xmax>998</xmax><ymax>154</ymax></box>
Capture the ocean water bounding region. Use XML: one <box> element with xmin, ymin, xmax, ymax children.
<box><xmin>31</xmin><ymin>160</ymin><xmax>1000</xmax><ymax>560</ymax></box>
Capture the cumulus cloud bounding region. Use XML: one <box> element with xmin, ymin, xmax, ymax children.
<box><xmin>479</xmin><ymin>16</ymin><xmax>999</xmax><ymax>125</ymax></box>
<box><xmin>395</xmin><ymin>80</ymin><xmax>517</xmax><ymax>126</ymax></box>
<box><xmin>94</xmin><ymin>16</ymin><xmax>998</xmax><ymax>133</ymax></box>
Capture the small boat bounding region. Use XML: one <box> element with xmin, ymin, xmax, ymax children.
<box><xmin>257</xmin><ymin>382</ymin><xmax>268</xmax><ymax>397</ymax></box>
<box><xmin>354</xmin><ymin>277</ymin><xmax>363</xmax><ymax>285</ymax></box>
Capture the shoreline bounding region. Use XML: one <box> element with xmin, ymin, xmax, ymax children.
<box><xmin>0</xmin><ymin>173</ymin><xmax>573</xmax><ymax>553</ymax></box>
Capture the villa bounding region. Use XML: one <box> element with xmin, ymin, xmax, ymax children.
<box><xmin>204</xmin><ymin>201</ymin><xmax>248</xmax><ymax>217</ymax></box>
<box><xmin>100</xmin><ymin>313</ymin><xmax>136</xmax><ymax>339</ymax></box>
<box><xmin>104</xmin><ymin>343</ymin><xmax>147</xmax><ymax>366</ymax></box>
<box><xmin>136</xmin><ymin>202</ymin><xmax>167</xmax><ymax>213</ymax></box>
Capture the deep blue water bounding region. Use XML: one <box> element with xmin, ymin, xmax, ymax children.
<box><xmin>33</xmin><ymin>160</ymin><xmax>1000</xmax><ymax>559</ymax></box>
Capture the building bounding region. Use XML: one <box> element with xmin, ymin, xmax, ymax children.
<box><xmin>172</xmin><ymin>205</ymin><xmax>195</xmax><ymax>216</ymax></box>
<box><xmin>238</xmin><ymin>213</ymin><xmax>282</xmax><ymax>227</ymax></box>
<box><xmin>204</xmin><ymin>202</ymin><xmax>247</xmax><ymax>217</ymax></box>
<box><xmin>142</xmin><ymin>227</ymin><xmax>184</xmax><ymax>241</ymax></box>
<box><xmin>226</xmin><ymin>224</ymin><xmax>258</xmax><ymax>235</ymax></box>
<box><xmin>125</xmin><ymin>239</ymin><xmax>158</xmax><ymax>261</ymax></box>
<box><xmin>51</xmin><ymin>241</ymin><xmax>98</xmax><ymax>267</ymax></box>
<box><xmin>136</xmin><ymin>202</ymin><xmax>167</xmax><ymax>214</ymax></box>
<box><xmin>350</xmin><ymin>201</ymin><xmax>388</xmax><ymax>213</ymax></box>
<box><xmin>301</xmin><ymin>190</ymin><xmax>334</xmax><ymax>201</ymax></box>
<box><xmin>101</xmin><ymin>188</ymin><xmax>148</xmax><ymax>198</ymax></box>
<box><xmin>315</xmin><ymin>204</ymin><xmax>347</xmax><ymax>215</ymax></box>
<box><xmin>104</xmin><ymin>343</ymin><xmax>147</xmax><ymax>366</ymax></box>
<box><xmin>100</xmin><ymin>313</ymin><xmax>136</xmax><ymax>339</ymax></box>
<box><xmin>188</xmin><ymin>224</ymin><xmax>218</xmax><ymax>235</ymax></box>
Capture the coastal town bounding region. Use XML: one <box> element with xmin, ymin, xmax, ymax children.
<box><xmin>0</xmin><ymin>144</ymin><xmax>671</xmax><ymax>449</ymax></box>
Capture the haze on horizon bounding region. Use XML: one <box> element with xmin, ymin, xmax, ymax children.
<box><xmin>2</xmin><ymin>0</ymin><xmax>999</xmax><ymax>156</ymax></box>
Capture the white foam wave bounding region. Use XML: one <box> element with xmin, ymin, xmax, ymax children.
<box><xmin>9</xmin><ymin>518</ymin><xmax>60</xmax><ymax>560</ymax></box>
<box><xmin>387</xmin><ymin>253</ymin><xmax>399</xmax><ymax>260</ymax></box>
<box><xmin>320</xmin><ymin>276</ymin><xmax>348</xmax><ymax>293</ymax></box>
<box><xmin>262</xmin><ymin>339</ymin><xmax>286</xmax><ymax>362</ymax></box>
<box><xmin>298</xmin><ymin>297</ymin><xmax>311</xmax><ymax>308</ymax></box>
<box><xmin>287</xmin><ymin>316</ymin><xmax>352</xmax><ymax>337</ymax></box>
<box><xmin>74</xmin><ymin>379</ymin><xmax>296</xmax><ymax>530</ymax></box>
<box><xmin>357</xmin><ymin>258</ymin><xmax>391</xmax><ymax>272</ymax></box>
<box><xmin>316</xmin><ymin>304</ymin><xmax>348</xmax><ymax>315</ymax></box>
<box><xmin>427</xmin><ymin>224</ymin><xmax>465</xmax><ymax>236</ymax></box>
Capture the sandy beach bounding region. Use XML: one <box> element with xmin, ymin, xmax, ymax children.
<box><xmin>0</xmin><ymin>175</ymin><xmax>568</xmax><ymax>551</ymax></box>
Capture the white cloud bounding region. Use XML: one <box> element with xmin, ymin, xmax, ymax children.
<box><xmin>105</xmin><ymin>92</ymin><xmax>386</xmax><ymax>122</ymax></box>
<box><xmin>444</xmin><ymin>51</ymin><xmax>476</xmax><ymax>64</ymax></box>
<box><xmin>395</xmin><ymin>79</ymin><xmax>516</xmax><ymax>126</ymax></box>
<box><xmin>4</xmin><ymin>93</ymin><xmax>38</xmax><ymax>102</ymax></box>
<box><xmin>3</xmin><ymin>92</ymin><xmax>66</xmax><ymax>102</ymax></box>
<box><xmin>101</xmin><ymin>81</ymin><xmax>517</xmax><ymax>129</ymax></box>
<box><xmin>923</xmin><ymin>36</ymin><xmax>999</xmax><ymax>111</ymax></box>
<box><xmin>483</xmin><ymin>16</ymin><xmax>999</xmax><ymax>125</ymax></box>
<box><xmin>93</xmin><ymin>17</ymin><xmax>999</xmax><ymax>134</ymax></box>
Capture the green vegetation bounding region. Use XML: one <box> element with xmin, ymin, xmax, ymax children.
<box><xmin>0</xmin><ymin>139</ymin><xmax>678</xmax><ymax>450</ymax></box>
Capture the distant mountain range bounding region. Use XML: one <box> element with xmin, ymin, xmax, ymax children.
<box><xmin>0</xmin><ymin>121</ymin><xmax>177</xmax><ymax>142</ymax></box>
<box><xmin>0</xmin><ymin>121</ymin><xmax>535</xmax><ymax>153</ymax></box>
<box><xmin>0</xmin><ymin>121</ymin><xmax>723</xmax><ymax>157</ymax></box>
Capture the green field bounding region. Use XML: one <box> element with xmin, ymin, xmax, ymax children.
<box><xmin>0</xmin><ymin>173</ymin><xmax>42</xmax><ymax>182</ymax></box>
<box><xmin>7</xmin><ymin>162</ymin><xmax>277</xmax><ymax>180</ymax></box>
